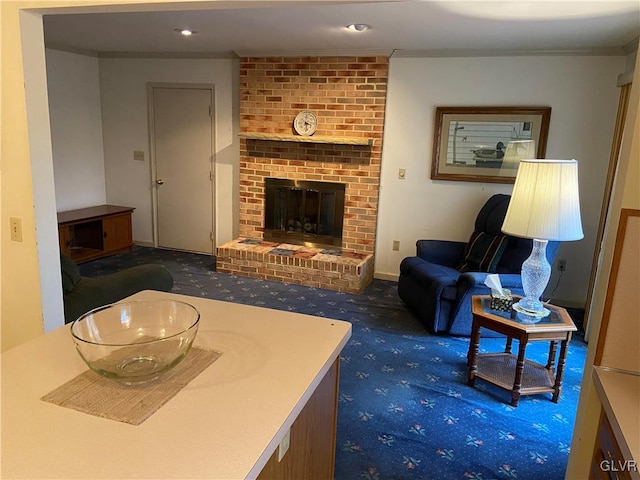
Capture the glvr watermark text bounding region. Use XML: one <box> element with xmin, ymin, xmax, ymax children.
<box><xmin>600</xmin><ymin>460</ymin><xmax>638</xmax><ymax>472</ymax></box>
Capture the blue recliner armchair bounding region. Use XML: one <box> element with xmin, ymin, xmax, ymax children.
<box><xmin>398</xmin><ymin>194</ymin><xmax>559</xmax><ymax>336</ymax></box>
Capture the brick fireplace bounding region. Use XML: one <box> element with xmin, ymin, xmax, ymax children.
<box><xmin>216</xmin><ymin>56</ymin><xmax>389</xmax><ymax>293</ymax></box>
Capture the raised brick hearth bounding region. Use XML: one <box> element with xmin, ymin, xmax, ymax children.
<box><xmin>216</xmin><ymin>239</ymin><xmax>374</xmax><ymax>294</ymax></box>
<box><xmin>216</xmin><ymin>56</ymin><xmax>388</xmax><ymax>293</ymax></box>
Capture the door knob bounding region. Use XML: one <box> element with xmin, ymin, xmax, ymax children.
<box><xmin>156</xmin><ymin>179</ymin><xmax>164</xmax><ymax>185</ymax></box>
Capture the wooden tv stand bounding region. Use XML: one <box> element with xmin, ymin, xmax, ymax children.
<box><xmin>58</xmin><ymin>204</ymin><xmax>134</xmax><ymax>263</ymax></box>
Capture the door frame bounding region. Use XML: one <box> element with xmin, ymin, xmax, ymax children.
<box><xmin>583</xmin><ymin>83</ymin><xmax>631</xmax><ymax>339</ymax></box>
<box><xmin>147</xmin><ymin>82</ymin><xmax>216</xmax><ymax>251</ymax></box>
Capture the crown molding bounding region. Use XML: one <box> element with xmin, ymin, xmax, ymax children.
<box><xmin>45</xmin><ymin>44</ymin><xmax>239</xmax><ymax>59</ymax></box>
<box><xmin>45</xmin><ymin>44</ymin><xmax>99</xmax><ymax>57</ymax></box>
<box><xmin>97</xmin><ymin>51</ymin><xmax>239</xmax><ymax>59</ymax></box>
<box><xmin>235</xmin><ymin>48</ymin><xmax>394</xmax><ymax>58</ymax></box>
<box><xmin>44</xmin><ymin>45</ymin><xmax>633</xmax><ymax>61</ymax></box>
<box><xmin>391</xmin><ymin>47</ymin><xmax>627</xmax><ymax>58</ymax></box>
<box><xmin>623</xmin><ymin>37</ymin><xmax>639</xmax><ymax>55</ymax></box>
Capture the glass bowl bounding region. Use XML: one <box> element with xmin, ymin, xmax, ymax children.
<box><xmin>70</xmin><ymin>299</ymin><xmax>200</xmax><ymax>385</ymax></box>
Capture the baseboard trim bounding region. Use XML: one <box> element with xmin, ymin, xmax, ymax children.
<box><xmin>374</xmin><ymin>272</ymin><xmax>399</xmax><ymax>282</ymax></box>
<box><xmin>133</xmin><ymin>241</ymin><xmax>154</xmax><ymax>247</ymax></box>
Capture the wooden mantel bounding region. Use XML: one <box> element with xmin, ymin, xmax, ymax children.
<box><xmin>239</xmin><ymin>132</ymin><xmax>374</xmax><ymax>146</ymax></box>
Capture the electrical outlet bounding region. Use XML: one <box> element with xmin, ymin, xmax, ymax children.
<box><xmin>557</xmin><ymin>259</ymin><xmax>567</xmax><ymax>272</ymax></box>
<box><xmin>10</xmin><ymin>217</ymin><xmax>23</xmax><ymax>242</ymax></box>
<box><xmin>392</xmin><ymin>240</ymin><xmax>400</xmax><ymax>251</ymax></box>
<box><xmin>278</xmin><ymin>428</ymin><xmax>291</xmax><ymax>462</ymax></box>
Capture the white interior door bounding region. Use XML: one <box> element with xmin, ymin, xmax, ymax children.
<box><xmin>152</xmin><ymin>86</ymin><xmax>214</xmax><ymax>254</ymax></box>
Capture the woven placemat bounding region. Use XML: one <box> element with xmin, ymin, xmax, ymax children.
<box><xmin>41</xmin><ymin>346</ymin><xmax>222</xmax><ymax>426</ymax></box>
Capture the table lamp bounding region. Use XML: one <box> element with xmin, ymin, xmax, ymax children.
<box><xmin>501</xmin><ymin>159</ymin><xmax>583</xmax><ymax>316</ymax></box>
<box><xmin>501</xmin><ymin>140</ymin><xmax>536</xmax><ymax>170</ymax></box>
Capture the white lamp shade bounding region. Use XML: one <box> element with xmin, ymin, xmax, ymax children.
<box><xmin>502</xmin><ymin>159</ymin><xmax>584</xmax><ymax>241</ymax></box>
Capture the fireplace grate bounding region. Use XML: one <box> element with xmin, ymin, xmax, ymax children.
<box><xmin>264</xmin><ymin>178</ymin><xmax>346</xmax><ymax>249</ymax></box>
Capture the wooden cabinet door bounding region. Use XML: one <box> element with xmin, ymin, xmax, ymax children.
<box><xmin>257</xmin><ymin>359</ymin><xmax>339</xmax><ymax>480</ymax></box>
<box><xmin>590</xmin><ymin>411</ymin><xmax>634</xmax><ymax>480</ymax></box>
<box><xmin>102</xmin><ymin>214</ymin><xmax>133</xmax><ymax>253</ymax></box>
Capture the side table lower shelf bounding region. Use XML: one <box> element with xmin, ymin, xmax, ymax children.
<box><xmin>473</xmin><ymin>353</ymin><xmax>555</xmax><ymax>394</ymax></box>
<box><xmin>467</xmin><ymin>295</ymin><xmax>576</xmax><ymax>407</ymax></box>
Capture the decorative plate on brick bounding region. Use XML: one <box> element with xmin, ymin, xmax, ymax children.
<box><xmin>293</xmin><ymin>110</ymin><xmax>317</xmax><ymax>136</ymax></box>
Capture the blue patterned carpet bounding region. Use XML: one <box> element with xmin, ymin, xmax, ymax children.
<box><xmin>79</xmin><ymin>247</ymin><xmax>587</xmax><ymax>480</ymax></box>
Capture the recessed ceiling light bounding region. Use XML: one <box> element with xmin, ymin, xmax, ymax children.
<box><xmin>346</xmin><ymin>24</ymin><xmax>371</xmax><ymax>32</ymax></box>
<box><xmin>175</xmin><ymin>28</ymin><xmax>196</xmax><ymax>36</ymax></box>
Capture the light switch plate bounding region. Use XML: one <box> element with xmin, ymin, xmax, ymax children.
<box><xmin>278</xmin><ymin>428</ymin><xmax>291</xmax><ymax>462</ymax></box>
<box><xmin>133</xmin><ymin>151</ymin><xmax>145</xmax><ymax>161</ymax></box>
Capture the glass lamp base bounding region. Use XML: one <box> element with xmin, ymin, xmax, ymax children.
<box><xmin>518</xmin><ymin>238</ymin><xmax>552</xmax><ymax>319</ymax></box>
<box><xmin>513</xmin><ymin>301</ymin><xmax>550</xmax><ymax>318</ymax></box>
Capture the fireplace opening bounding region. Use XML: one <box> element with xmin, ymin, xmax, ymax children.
<box><xmin>264</xmin><ymin>178</ymin><xmax>346</xmax><ymax>248</ymax></box>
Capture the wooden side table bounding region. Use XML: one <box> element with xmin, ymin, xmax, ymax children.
<box><xmin>467</xmin><ymin>295</ymin><xmax>577</xmax><ymax>407</ymax></box>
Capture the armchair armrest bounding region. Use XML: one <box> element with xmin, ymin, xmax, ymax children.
<box><xmin>447</xmin><ymin>272</ymin><xmax>525</xmax><ymax>336</ymax></box>
<box><xmin>416</xmin><ymin>240</ymin><xmax>466</xmax><ymax>268</ymax></box>
<box><xmin>457</xmin><ymin>272</ymin><xmax>523</xmax><ymax>290</ymax></box>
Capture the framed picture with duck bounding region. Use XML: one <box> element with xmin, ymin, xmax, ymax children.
<box><xmin>431</xmin><ymin>106</ymin><xmax>551</xmax><ymax>183</ymax></box>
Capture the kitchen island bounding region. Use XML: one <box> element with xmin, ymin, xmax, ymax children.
<box><xmin>1</xmin><ymin>290</ymin><xmax>351</xmax><ymax>479</ymax></box>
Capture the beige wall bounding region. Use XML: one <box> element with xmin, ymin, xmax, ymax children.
<box><xmin>2</xmin><ymin>4</ymin><xmax>45</xmax><ymax>351</ymax></box>
<box><xmin>0</xmin><ymin>0</ymin><xmax>220</xmax><ymax>352</ymax></box>
<box><xmin>376</xmin><ymin>55</ymin><xmax>624</xmax><ymax>307</ymax></box>
<box><xmin>47</xmin><ymin>49</ymin><xmax>107</xmax><ymax>212</ymax></box>
<box><xmin>98</xmin><ymin>56</ymin><xmax>239</xmax><ymax>247</ymax></box>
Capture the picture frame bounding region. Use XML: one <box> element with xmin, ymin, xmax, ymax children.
<box><xmin>431</xmin><ymin>106</ymin><xmax>551</xmax><ymax>184</ymax></box>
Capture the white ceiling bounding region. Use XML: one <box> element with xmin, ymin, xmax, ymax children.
<box><xmin>41</xmin><ymin>1</ymin><xmax>640</xmax><ymax>57</ymax></box>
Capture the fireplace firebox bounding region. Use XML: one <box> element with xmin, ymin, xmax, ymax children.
<box><xmin>264</xmin><ymin>178</ymin><xmax>346</xmax><ymax>248</ymax></box>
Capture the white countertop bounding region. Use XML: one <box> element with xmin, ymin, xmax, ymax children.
<box><xmin>1</xmin><ymin>291</ymin><xmax>352</xmax><ymax>479</ymax></box>
<box><xmin>593</xmin><ymin>366</ymin><xmax>640</xmax><ymax>478</ymax></box>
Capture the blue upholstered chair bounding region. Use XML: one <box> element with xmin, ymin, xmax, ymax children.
<box><xmin>397</xmin><ymin>194</ymin><xmax>559</xmax><ymax>336</ymax></box>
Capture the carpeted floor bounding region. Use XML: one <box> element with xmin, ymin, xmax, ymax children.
<box><xmin>79</xmin><ymin>246</ymin><xmax>587</xmax><ymax>480</ymax></box>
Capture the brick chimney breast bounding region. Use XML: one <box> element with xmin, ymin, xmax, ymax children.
<box><xmin>239</xmin><ymin>56</ymin><xmax>389</xmax><ymax>255</ymax></box>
